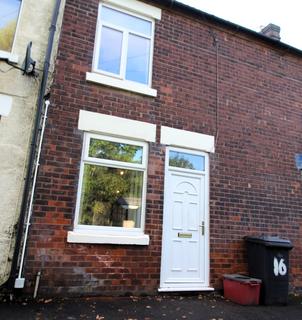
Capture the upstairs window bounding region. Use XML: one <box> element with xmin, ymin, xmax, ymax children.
<box><xmin>93</xmin><ymin>3</ymin><xmax>154</xmax><ymax>86</ymax></box>
<box><xmin>0</xmin><ymin>0</ymin><xmax>22</xmax><ymax>52</ymax></box>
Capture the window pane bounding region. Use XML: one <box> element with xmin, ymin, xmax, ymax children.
<box><xmin>0</xmin><ymin>0</ymin><xmax>21</xmax><ymax>52</ymax></box>
<box><xmin>126</xmin><ymin>34</ymin><xmax>150</xmax><ymax>84</ymax></box>
<box><xmin>79</xmin><ymin>164</ymin><xmax>143</xmax><ymax>228</ymax></box>
<box><xmin>169</xmin><ymin>151</ymin><xmax>205</xmax><ymax>171</ymax></box>
<box><xmin>101</xmin><ymin>6</ymin><xmax>151</xmax><ymax>36</ymax></box>
<box><xmin>89</xmin><ymin>138</ymin><xmax>143</xmax><ymax>164</ymax></box>
<box><xmin>98</xmin><ymin>26</ymin><xmax>122</xmax><ymax>74</ymax></box>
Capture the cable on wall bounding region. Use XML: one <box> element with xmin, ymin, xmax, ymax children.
<box><xmin>209</xmin><ymin>30</ymin><xmax>220</xmax><ymax>148</ymax></box>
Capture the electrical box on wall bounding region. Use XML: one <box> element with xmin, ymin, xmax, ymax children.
<box><xmin>0</xmin><ymin>94</ymin><xmax>13</xmax><ymax>117</ymax></box>
<box><xmin>295</xmin><ymin>154</ymin><xmax>302</xmax><ymax>171</ymax></box>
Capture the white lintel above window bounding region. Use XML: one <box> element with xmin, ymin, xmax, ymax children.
<box><xmin>102</xmin><ymin>0</ymin><xmax>162</xmax><ymax>20</ymax></box>
<box><xmin>160</xmin><ymin>126</ymin><xmax>215</xmax><ymax>153</ymax></box>
<box><xmin>78</xmin><ymin>110</ymin><xmax>156</xmax><ymax>142</ymax></box>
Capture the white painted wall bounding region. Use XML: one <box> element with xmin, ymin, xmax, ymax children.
<box><xmin>0</xmin><ymin>0</ymin><xmax>65</xmax><ymax>286</ymax></box>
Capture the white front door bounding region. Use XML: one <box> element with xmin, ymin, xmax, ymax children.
<box><xmin>160</xmin><ymin>147</ymin><xmax>210</xmax><ymax>291</ymax></box>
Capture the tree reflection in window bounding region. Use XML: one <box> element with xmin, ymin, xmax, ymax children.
<box><xmin>79</xmin><ymin>137</ymin><xmax>145</xmax><ymax>228</ymax></box>
<box><xmin>169</xmin><ymin>150</ymin><xmax>205</xmax><ymax>171</ymax></box>
<box><xmin>89</xmin><ymin>138</ymin><xmax>143</xmax><ymax>164</ymax></box>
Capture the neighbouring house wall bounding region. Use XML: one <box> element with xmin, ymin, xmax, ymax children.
<box><xmin>24</xmin><ymin>0</ymin><xmax>302</xmax><ymax>296</ymax></box>
<box><xmin>0</xmin><ymin>0</ymin><xmax>65</xmax><ymax>286</ymax></box>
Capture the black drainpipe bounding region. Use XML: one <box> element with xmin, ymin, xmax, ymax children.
<box><xmin>5</xmin><ymin>0</ymin><xmax>62</xmax><ymax>290</ymax></box>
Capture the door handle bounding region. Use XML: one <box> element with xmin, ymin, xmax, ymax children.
<box><xmin>199</xmin><ymin>221</ymin><xmax>205</xmax><ymax>236</ymax></box>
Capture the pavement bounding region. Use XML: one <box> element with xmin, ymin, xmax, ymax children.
<box><xmin>0</xmin><ymin>293</ymin><xmax>301</xmax><ymax>320</ymax></box>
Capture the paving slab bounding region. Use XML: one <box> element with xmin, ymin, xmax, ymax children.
<box><xmin>0</xmin><ymin>293</ymin><xmax>301</xmax><ymax>320</ymax></box>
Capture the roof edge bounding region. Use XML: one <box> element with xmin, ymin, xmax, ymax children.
<box><xmin>149</xmin><ymin>0</ymin><xmax>302</xmax><ymax>57</ymax></box>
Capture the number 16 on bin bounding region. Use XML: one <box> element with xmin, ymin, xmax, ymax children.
<box><xmin>273</xmin><ymin>257</ymin><xmax>287</xmax><ymax>276</ymax></box>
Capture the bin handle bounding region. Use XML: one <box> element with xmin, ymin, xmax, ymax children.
<box><xmin>249</xmin><ymin>282</ymin><xmax>260</xmax><ymax>286</ymax></box>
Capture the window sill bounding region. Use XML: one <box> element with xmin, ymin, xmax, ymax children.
<box><xmin>0</xmin><ymin>50</ymin><xmax>18</xmax><ymax>63</ymax></box>
<box><xmin>67</xmin><ymin>231</ymin><xmax>150</xmax><ymax>245</ymax></box>
<box><xmin>86</xmin><ymin>72</ymin><xmax>157</xmax><ymax>97</ymax></box>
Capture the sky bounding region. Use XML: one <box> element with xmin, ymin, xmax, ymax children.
<box><xmin>0</xmin><ymin>0</ymin><xmax>21</xmax><ymax>28</ymax></box>
<box><xmin>178</xmin><ymin>0</ymin><xmax>302</xmax><ymax>50</ymax></box>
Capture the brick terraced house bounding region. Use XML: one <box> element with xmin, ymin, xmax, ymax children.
<box><xmin>22</xmin><ymin>0</ymin><xmax>302</xmax><ymax>296</ymax></box>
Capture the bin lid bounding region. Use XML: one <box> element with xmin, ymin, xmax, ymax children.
<box><xmin>244</xmin><ymin>235</ymin><xmax>293</xmax><ymax>249</ymax></box>
<box><xmin>223</xmin><ymin>274</ymin><xmax>262</xmax><ymax>284</ymax></box>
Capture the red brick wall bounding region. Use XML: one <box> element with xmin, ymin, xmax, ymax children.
<box><xmin>25</xmin><ymin>0</ymin><xmax>302</xmax><ymax>296</ymax></box>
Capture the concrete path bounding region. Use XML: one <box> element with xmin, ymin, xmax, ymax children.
<box><xmin>0</xmin><ymin>293</ymin><xmax>301</xmax><ymax>319</ymax></box>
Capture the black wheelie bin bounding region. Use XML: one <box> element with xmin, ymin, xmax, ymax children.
<box><xmin>245</xmin><ymin>235</ymin><xmax>293</xmax><ymax>305</ymax></box>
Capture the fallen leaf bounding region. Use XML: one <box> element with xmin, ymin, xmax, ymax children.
<box><xmin>96</xmin><ymin>315</ymin><xmax>104</xmax><ymax>320</ymax></box>
<box><xmin>44</xmin><ymin>299</ymin><xmax>52</xmax><ymax>304</ymax></box>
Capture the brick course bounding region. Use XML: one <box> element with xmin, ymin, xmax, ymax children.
<box><xmin>25</xmin><ymin>0</ymin><xmax>302</xmax><ymax>296</ymax></box>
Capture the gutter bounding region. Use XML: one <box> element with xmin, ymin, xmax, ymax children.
<box><xmin>6</xmin><ymin>0</ymin><xmax>62</xmax><ymax>290</ymax></box>
<box><xmin>149</xmin><ymin>0</ymin><xmax>302</xmax><ymax>57</ymax></box>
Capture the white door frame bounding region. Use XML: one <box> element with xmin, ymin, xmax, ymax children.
<box><xmin>159</xmin><ymin>146</ymin><xmax>212</xmax><ymax>291</ymax></box>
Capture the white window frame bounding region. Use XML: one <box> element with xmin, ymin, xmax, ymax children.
<box><xmin>68</xmin><ymin>132</ymin><xmax>150</xmax><ymax>245</ymax></box>
<box><xmin>86</xmin><ymin>0</ymin><xmax>160</xmax><ymax>97</ymax></box>
<box><xmin>0</xmin><ymin>0</ymin><xmax>23</xmax><ymax>63</ymax></box>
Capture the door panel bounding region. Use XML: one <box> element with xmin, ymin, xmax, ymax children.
<box><xmin>160</xmin><ymin>148</ymin><xmax>209</xmax><ymax>291</ymax></box>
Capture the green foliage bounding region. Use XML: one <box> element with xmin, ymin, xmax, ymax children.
<box><xmin>89</xmin><ymin>139</ymin><xmax>142</xmax><ymax>163</ymax></box>
<box><xmin>80</xmin><ymin>165</ymin><xmax>143</xmax><ymax>227</ymax></box>
<box><xmin>79</xmin><ymin>139</ymin><xmax>144</xmax><ymax>226</ymax></box>
<box><xmin>169</xmin><ymin>155</ymin><xmax>194</xmax><ymax>169</ymax></box>
<box><xmin>0</xmin><ymin>20</ymin><xmax>17</xmax><ymax>52</ymax></box>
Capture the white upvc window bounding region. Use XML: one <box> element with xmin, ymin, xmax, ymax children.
<box><xmin>0</xmin><ymin>0</ymin><xmax>22</xmax><ymax>62</ymax></box>
<box><xmin>86</xmin><ymin>0</ymin><xmax>161</xmax><ymax>97</ymax></box>
<box><xmin>69</xmin><ymin>133</ymin><xmax>149</xmax><ymax>245</ymax></box>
